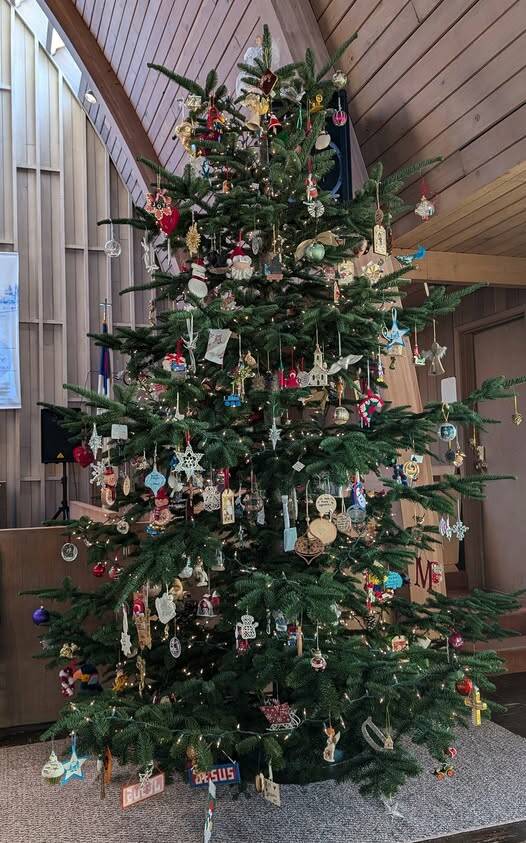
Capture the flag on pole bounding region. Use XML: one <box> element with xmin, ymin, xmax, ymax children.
<box><xmin>97</xmin><ymin>313</ymin><xmax>111</xmax><ymax>403</ymax></box>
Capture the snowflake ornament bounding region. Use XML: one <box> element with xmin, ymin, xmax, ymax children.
<box><xmin>89</xmin><ymin>424</ymin><xmax>102</xmax><ymax>456</ymax></box>
<box><xmin>451</xmin><ymin>518</ymin><xmax>469</xmax><ymax>541</ymax></box>
<box><xmin>90</xmin><ymin>460</ymin><xmax>107</xmax><ymax>487</ymax></box>
<box><xmin>269</xmin><ymin>418</ymin><xmax>281</xmax><ymax>451</ymax></box>
<box><xmin>171</xmin><ymin>443</ymin><xmax>204</xmax><ymax>481</ymax></box>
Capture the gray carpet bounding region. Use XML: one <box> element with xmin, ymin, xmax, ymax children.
<box><xmin>1</xmin><ymin>722</ymin><xmax>526</xmax><ymax>843</ymax></box>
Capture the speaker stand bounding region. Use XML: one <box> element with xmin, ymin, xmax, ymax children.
<box><xmin>52</xmin><ymin>463</ymin><xmax>70</xmax><ymax>521</ymax></box>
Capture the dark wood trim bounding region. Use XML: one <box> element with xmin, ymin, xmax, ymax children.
<box><xmin>455</xmin><ymin>306</ymin><xmax>526</xmax><ymax>589</ymax></box>
<box><xmin>37</xmin><ymin>0</ymin><xmax>160</xmax><ymax>188</ymax></box>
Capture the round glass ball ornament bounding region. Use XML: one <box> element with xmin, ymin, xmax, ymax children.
<box><xmin>332</xmin><ymin>109</ymin><xmax>347</xmax><ymax>127</ymax></box>
<box><xmin>32</xmin><ymin>605</ymin><xmax>50</xmax><ymax>625</ymax></box>
<box><xmin>104</xmin><ymin>238</ymin><xmax>122</xmax><ymax>258</ymax></box>
<box><xmin>333</xmin><ymin>406</ymin><xmax>350</xmax><ymax>425</ymax></box>
<box><xmin>437</xmin><ymin>421</ymin><xmax>457</xmax><ymax>442</ymax></box>
<box><xmin>448</xmin><ymin>631</ymin><xmax>464</xmax><ymax>650</ymax></box>
<box><xmin>455</xmin><ymin>676</ymin><xmax>473</xmax><ymax>696</ymax></box>
<box><xmin>61</xmin><ymin>542</ymin><xmax>78</xmax><ymax>562</ymax></box>
<box><xmin>305</xmin><ymin>242</ymin><xmax>325</xmax><ymax>262</ymax></box>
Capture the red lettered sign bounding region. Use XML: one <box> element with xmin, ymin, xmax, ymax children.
<box><xmin>188</xmin><ymin>762</ymin><xmax>240</xmax><ymax>788</ymax></box>
<box><xmin>121</xmin><ymin>772</ymin><xmax>165</xmax><ymax>808</ymax></box>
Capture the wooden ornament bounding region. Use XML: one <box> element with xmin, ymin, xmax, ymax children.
<box><xmin>134</xmin><ymin>610</ymin><xmax>152</xmax><ymax>650</ymax></box>
<box><xmin>294</xmin><ymin>533</ymin><xmax>324</xmax><ymax>565</ymax></box>
<box><xmin>308</xmin><ymin>517</ymin><xmax>337</xmax><ymax>545</ymax></box>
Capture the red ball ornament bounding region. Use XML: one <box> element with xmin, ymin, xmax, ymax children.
<box><xmin>159</xmin><ymin>206</ymin><xmax>180</xmax><ymax>236</ymax></box>
<box><xmin>455</xmin><ymin>676</ymin><xmax>473</xmax><ymax>696</ymax></box>
<box><xmin>92</xmin><ymin>562</ymin><xmax>106</xmax><ymax>578</ymax></box>
<box><xmin>73</xmin><ymin>442</ymin><xmax>94</xmax><ymax>468</ymax></box>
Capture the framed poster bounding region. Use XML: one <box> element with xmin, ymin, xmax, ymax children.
<box><xmin>0</xmin><ymin>254</ymin><xmax>20</xmax><ymax>409</ymax></box>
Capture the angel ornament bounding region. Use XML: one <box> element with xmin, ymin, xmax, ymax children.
<box><xmin>423</xmin><ymin>320</ymin><xmax>447</xmax><ymax>376</ymax></box>
<box><xmin>323</xmin><ymin>724</ymin><xmax>341</xmax><ymax>763</ymax></box>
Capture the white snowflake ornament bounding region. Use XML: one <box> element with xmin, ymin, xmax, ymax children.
<box><xmin>172</xmin><ymin>443</ymin><xmax>204</xmax><ymax>481</ymax></box>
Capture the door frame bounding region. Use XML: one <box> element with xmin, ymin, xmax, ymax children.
<box><xmin>454</xmin><ymin>305</ymin><xmax>526</xmax><ymax>590</ymax></box>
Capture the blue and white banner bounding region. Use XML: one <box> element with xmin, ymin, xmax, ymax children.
<box><xmin>0</xmin><ymin>254</ymin><xmax>20</xmax><ymax>409</ymax></box>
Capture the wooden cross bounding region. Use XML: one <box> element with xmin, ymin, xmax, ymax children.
<box><xmin>464</xmin><ymin>685</ymin><xmax>487</xmax><ymax>726</ymax></box>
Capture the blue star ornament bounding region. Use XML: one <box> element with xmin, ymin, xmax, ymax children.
<box><xmin>382</xmin><ymin>307</ymin><xmax>409</xmax><ymax>353</ymax></box>
<box><xmin>60</xmin><ymin>737</ymin><xmax>88</xmax><ymax>784</ymax></box>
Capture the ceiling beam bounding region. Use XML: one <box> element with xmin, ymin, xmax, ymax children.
<box><xmin>394</xmin><ymin>249</ymin><xmax>526</xmax><ymax>287</ymax></box>
<box><xmin>38</xmin><ymin>0</ymin><xmax>159</xmax><ymax>188</ymax></box>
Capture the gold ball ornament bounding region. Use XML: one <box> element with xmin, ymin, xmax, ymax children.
<box><xmin>334</xmin><ymin>406</ymin><xmax>350</xmax><ymax>425</ymax></box>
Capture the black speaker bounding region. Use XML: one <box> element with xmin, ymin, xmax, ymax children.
<box><xmin>320</xmin><ymin>90</ymin><xmax>353</xmax><ymax>202</ymax></box>
<box><xmin>41</xmin><ymin>408</ymin><xmax>78</xmax><ymax>464</ymax></box>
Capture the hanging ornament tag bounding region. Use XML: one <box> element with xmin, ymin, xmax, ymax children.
<box><xmin>308</xmin><ymin>518</ymin><xmax>337</xmax><ymax>545</ymax></box>
<box><xmin>111</xmin><ymin>424</ymin><xmax>128</xmax><ymax>440</ymax></box>
<box><xmin>221</xmin><ymin>488</ymin><xmax>235</xmax><ymax>525</ymax></box>
<box><xmin>373</xmin><ymin>224</ymin><xmax>387</xmax><ymax>256</ymax></box>
<box><xmin>441</xmin><ymin>377</ymin><xmax>458</xmax><ymax>404</ymax></box>
<box><xmin>315</xmin><ymin>494</ymin><xmax>337</xmax><ymax>516</ymax></box>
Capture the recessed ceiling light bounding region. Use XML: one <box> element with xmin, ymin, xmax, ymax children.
<box><xmin>84</xmin><ymin>89</ymin><xmax>97</xmax><ymax>104</ymax></box>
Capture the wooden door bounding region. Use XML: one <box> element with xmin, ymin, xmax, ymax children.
<box><xmin>474</xmin><ymin>315</ymin><xmax>526</xmax><ymax>591</ymax></box>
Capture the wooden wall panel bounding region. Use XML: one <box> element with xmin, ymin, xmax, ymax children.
<box><xmin>1</xmin><ymin>0</ymin><xmax>153</xmax><ymax>526</ymax></box>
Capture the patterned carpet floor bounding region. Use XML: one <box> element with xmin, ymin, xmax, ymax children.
<box><xmin>1</xmin><ymin>721</ymin><xmax>526</xmax><ymax>843</ymax></box>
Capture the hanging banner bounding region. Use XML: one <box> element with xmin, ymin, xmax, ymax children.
<box><xmin>0</xmin><ymin>254</ymin><xmax>20</xmax><ymax>408</ymax></box>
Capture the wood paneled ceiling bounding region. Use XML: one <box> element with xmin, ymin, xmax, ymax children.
<box><xmin>312</xmin><ymin>0</ymin><xmax>526</xmax><ymax>257</ymax></box>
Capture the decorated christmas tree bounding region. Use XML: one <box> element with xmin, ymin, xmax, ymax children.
<box><xmin>29</xmin><ymin>28</ymin><xmax>523</xmax><ymax>798</ymax></box>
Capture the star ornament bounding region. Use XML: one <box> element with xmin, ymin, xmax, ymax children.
<box><xmin>382</xmin><ymin>308</ymin><xmax>409</xmax><ymax>354</ymax></box>
<box><xmin>172</xmin><ymin>443</ymin><xmax>204</xmax><ymax>481</ymax></box>
<box><xmin>269</xmin><ymin>418</ymin><xmax>281</xmax><ymax>451</ymax></box>
<box><xmin>60</xmin><ymin>741</ymin><xmax>88</xmax><ymax>785</ymax></box>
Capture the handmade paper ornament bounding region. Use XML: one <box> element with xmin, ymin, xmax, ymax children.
<box><xmin>239</xmin><ymin>614</ymin><xmax>258</xmax><ymax>639</ymax></box>
<box><xmin>323</xmin><ymin>725</ymin><xmax>341</xmax><ymax>763</ymax></box>
<box><xmin>205</xmin><ymin>328</ymin><xmax>231</xmax><ymax>365</ymax></box>
<box><xmin>134</xmin><ymin>608</ymin><xmax>152</xmax><ymax>650</ymax></box>
<box><xmin>153</xmin><ymin>591</ymin><xmax>176</xmax><ymax>626</ymax></box>
<box><xmin>203</xmin><ymin>482</ymin><xmax>221</xmax><ymax>511</ymax></box>
<box><xmin>41</xmin><ymin>750</ymin><xmax>65</xmax><ymax>785</ymax></box>
<box><xmin>188</xmin><ymin>260</ymin><xmax>208</xmax><ymax>299</ymax></box>
<box><xmin>73</xmin><ymin>442</ymin><xmax>94</xmax><ymax>468</ymax></box>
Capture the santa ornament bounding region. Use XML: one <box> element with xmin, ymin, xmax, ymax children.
<box><xmin>228</xmin><ymin>237</ymin><xmax>253</xmax><ymax>281</ymax></box>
